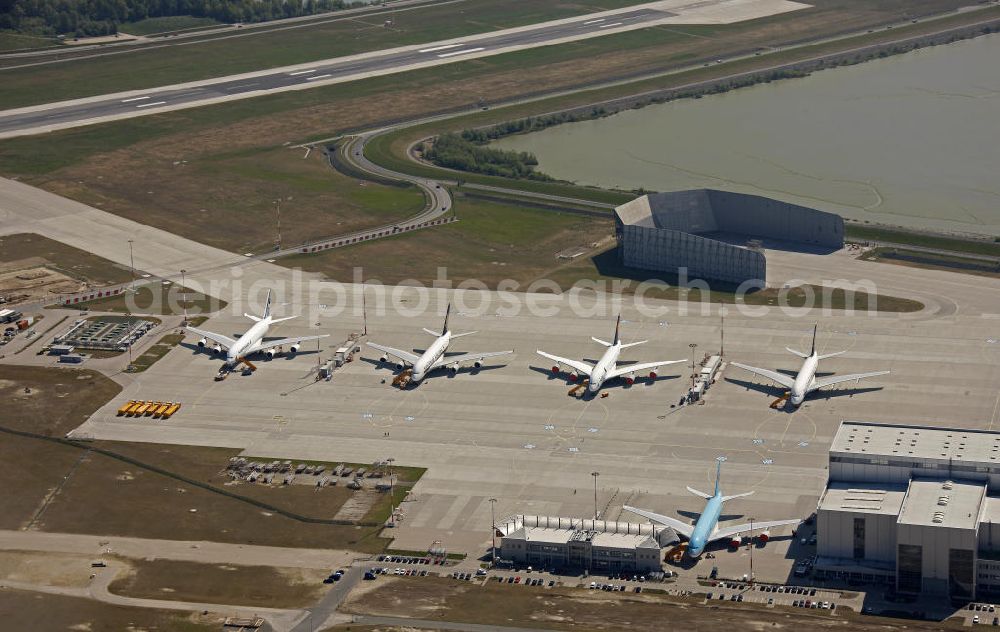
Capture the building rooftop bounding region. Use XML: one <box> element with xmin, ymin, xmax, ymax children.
<box><xmin>832</xmin><ymin>421</ymin><xmax>1000</xmax><ymax>465</ymax></box>
<box><xmin>897</xmin><ymin>478</ymin><xmax>985</xmax><ymax>530</ymax></box>
<box><xmin>818</xmin><ymin>481</ymin><xmax>907</xmax><ymax>516</ymax></box>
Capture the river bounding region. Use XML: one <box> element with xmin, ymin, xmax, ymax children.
<box><xmin>493</xmin><ymin>34</ymin><xmax>1000</xmax><ymax>236</ymax></box>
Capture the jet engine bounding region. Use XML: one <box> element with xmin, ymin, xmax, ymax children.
<box><xmin>550</xmin><ymin>366</ymin><xmax>560</xmax><ymax>374</ymax></box>
<box><xmin>379</xmin><ymin>354</ymin><xmax>389</xmax><ymax>363</ymax></box>
<box><xmin>473</xmin><ymin>360</ymin><xmax>483</xmax><ymax>369</ymax></box>
<box><xmin>758</xmin><ymin>530</ymin><xmax>771</xmax><ymax>543</ymax></box>
<box><xmin>197</xmin><ymin>337</ymin><xmax>207</xmax><ymax>348</ymax></box>
<box><xmin>568</xmin><ymin>372</ymin><xmax>579</xmax><ymax>382</ymax></box>
<box><xmin>289</xmin><ymin>343</ymin><xmax>300</xmax><ymax>354</ymax></box>
<box><xmin>624</xmin><ymin>373</ymin><xmax>635</xmax><ymax>385</ymax></box>
<box><xmin>395</xmin><ymin>362</ymin><xmax>405</xmax><ymax>371</ymax></box>
<box><xmin>448</xmin><ymin>363</ymin><xmax>459</xmax><ymax>374</ymax></box>
<box><xmin>212</xmin><ymin>344</ymin><xmax>223</xmax><ymax>354</ymax></box>
<box><xmin>265</xmin><ymin>348</ymin><xmax>276</xmax><ymax>359</ymax></box>
<box><xmin>729</xmin><ymin>534</ymin><xmax>742</xmax><ymax>548</ymax></box>
<box><xmin>648</xmin><ymin>371</ymin><xmax>657</xmax><ymax>380</ymax></box>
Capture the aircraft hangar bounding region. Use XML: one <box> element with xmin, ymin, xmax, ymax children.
<box><xmin>816</xmin><ymin>421</ymin><xmax>1000</xmax><ymax>601</ymax></box>
<box><xmin>614</xmin><ymin>189</ymin><xmax>844</xmax><ymax>285</ymax></box>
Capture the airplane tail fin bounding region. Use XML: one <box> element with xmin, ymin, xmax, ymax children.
<box><xmin>810</xmin><ymin>323</ymin><xmax>817</xmax><ymax>356</ymax></box>
<box><xmin>442</xmin><ymin>302</ymin><xmax>451</xmax><ymax>335</ymax></box>
<box><xmin>263</xmin><ymin>289</ymin><xmax>272</xmax><ymax>320</ymax></box>
<box><xmin>721</xmin><ymin>490</ymin><xmax>754</xmax><ymax>503</ymax></box>
<box><xmin>613</xmin><ymin>314</ymin><xmax>621</xmax><ymax>345</ymax></box>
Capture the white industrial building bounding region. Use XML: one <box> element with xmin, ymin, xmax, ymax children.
<box><xmin>497</xmin><ymin>515</ymin><xmax>673</xmax><ymax>573</ymax></box>
<box><xmin>817</xmin><ymin>421</ymin><xmax>1000</xmax><ymax>600</ymax></box>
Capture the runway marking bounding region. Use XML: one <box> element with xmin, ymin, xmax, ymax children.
<box><xmin>135</xmin><ymin>101</ymin><xmax>167</xmax><ymax>108</ymax></box>
<box><xmin>598</xmin><ymin>22</ymin><xmax>624</xmax><ymax>29</ymax></box>
<box><xmin>418</xmin><ymin>43</ymin><xmax>463</xmax><ymax>53</ymax></box>
<box><xmin>120</xmin><ymin>96</ymin><xmax>150</xmax><ymax>103</ymax></box>
<box><xmin>224</xmin><ymin>82</ymin><xmax>259</xmax><ymax>91</ymax></box>
<box><xmin>436</xmin><ymin>47</ymin><xmax>485</xmax><ymax>58</ymax></box>
<box><xmin>306</xmin><ymin>74</ymin><xmax>333</xmax><ymax>81</ymax></box>
<box><xmin>288</xmin><ymin>69</ymin><xmax>318</xmax><ymax>75</ymax></box>
<box><xmin>582</xmin><ymin>18</ymin><xmax>605</xmax><ymax>25</ymax></box>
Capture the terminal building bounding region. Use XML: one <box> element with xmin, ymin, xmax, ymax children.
<box><xmin>816</xmin><ymin>421</ymin><xmax>1000</xmax><ymax>600</ymax></box>
<box><xmin>497</xmin><ymin>515</ymin><xmax>674</xmax><ymax>573</ymax></box>
<box><xmin>614</xmin><ymin>189</ymin><xmax>844</xmax><ymax>285</ymax></box>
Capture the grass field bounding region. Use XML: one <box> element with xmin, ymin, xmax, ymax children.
<box><xmin>0</xmin><ymin>0</ymin><xmax>655</xmax><ymax>109</ymax></box>
<box><xmin>108</xmin><ymin>558</ymin><xmax>326</xmax><ymax>608</ymax></box>
<box><xmin>0</xmin><ymin>589</ymin><xmax>220</xmax><ymax>632</ymax></box>
<box><xmin>58</xmin><ymin>281</ymin><xmax>226</xmax><ymax>315</ymax></box>
<box><xmin>341</xmin><ymin>575</ymin><xmax>966</xmax><ymax>632</ymax></box>
<box><xmin>0</xmin><ymin>31</ymin><xmax>60</xmax><ymax>52</ymax></box>
<box><xmin>0</xmin><ymin>365</ymin><xmax>416</xmax><ymax>551</ymax></box>
<box><xmin>121</xmin><ymin>15</ymin><xmax>221</xmax><ymax>36</ymax></box>
<box><xmin>0</xmin><ymin>233</ymin><xmax>135</xmax><ymax>286</ymax></box>
<box><xmin>0</xmin><ymin>1</ymin><xmax>986</xmax><ymax>258</ymax></box>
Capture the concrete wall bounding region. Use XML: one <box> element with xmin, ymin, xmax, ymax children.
<box><xmin>897</xmin><ymin>522</ymin><xmax>977</xmax><ymax>595</ymax></box>
<box><xmin>818</xmin><ymin>509</ymin><xmax>897</xmax><ymax>563</ymax></box>
<box><xmin>614</xmin><ymin>189</ymin><xmax>843</xmax><ymax>285</ymax></box>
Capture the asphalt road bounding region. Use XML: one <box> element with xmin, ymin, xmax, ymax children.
<box><xmin>0</xmin><ymin>4</ymin><xmax>676</xmax><ymax>137</ymax></box>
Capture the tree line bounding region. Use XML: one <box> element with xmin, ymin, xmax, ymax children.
<box><xmin>423</xmin><ymin>133</ymin><xmax>551</xmax><ymax>181</ymax></box>
<box><xmin>1</xmin><ymin>0</ymin><xmax>349</xmax><ymax>37</ymax></box>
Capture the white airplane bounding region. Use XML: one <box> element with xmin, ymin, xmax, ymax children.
<box><xmin>625</xmin><ymin>459</ymin><xmax>800</xmax><ymax>558</ymax></box>
<box><xmin>366</xmin><ymin>304</ymin><xmax>512</xmax><ymax>384</ymax></box>
<box><xmin>536</xmin><ymin>315</ymin><xmax>685</xmax><ymax>394</ymax></box>
<box><xmin>186</xmin><ymin>289</ymin><xmax>329</xmax><ymax>371</ymax></box>
<box><xmin>730</xmin><ymin>325</ymin><xmax>890</xmax><ymax>408</ymax></box>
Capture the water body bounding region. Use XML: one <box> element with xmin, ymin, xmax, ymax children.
<box><xmin>494</xmin><ymin>34</ymin><xmax>1000</xmax><ymax>236</ymax></box>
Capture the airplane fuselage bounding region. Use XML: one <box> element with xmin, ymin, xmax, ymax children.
<box><xmin>225</xmin><ymin>317</ymin><xmax>271</xmax><ymax>366</ymax></box>
<box><xmin>587</xmin><ymin>343</ymin><xmax>623</xmax><ymax>393</ymax></box>
<box><xmin>789</xmin><ymin>353</ymin><xmax>819</xmax><ymax>406</ymax></box>
<box><xmin>688</xmin><ymin>494</ymin><xmax>724</xmax><ymax>558</ymax></box>
<box><xmin>411</xmin><ymin>331</ymin><xmax>451</xmax><ymax>382</ymax></box>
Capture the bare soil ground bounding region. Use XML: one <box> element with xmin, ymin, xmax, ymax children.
<box><xmin>0</xmin><ymin>550</ymin><xmax>99</xmax><ymax>588</ymax></box>
<box><xmin>107</xmin><ymin>558</ymin><xmax>327</xmax><ymax>608</ymax></box>
<box><xmin>0</xmin><ymin>588</ymin><xmax>221</xmax><ymax>631</ymax></box>
<box><xmin>0</xmin><ymin>365</ymin><xmax>405</xmax><ymax>550</ymax></box>
<box><xmin>341</xmin><ymin>575</ymin><xmax>965</xmax><ymax>632</ymax></box>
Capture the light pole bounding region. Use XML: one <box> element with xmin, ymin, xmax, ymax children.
<box><xmin>274</xmin><ymin>199</ymin><xmax>282</xmax><ymax>251</ymax></box>
<box><xmin>386</xmin><ymin>457</ymin><xmax>396</xmax><ymax>527</ymax></box>
<box><xmin>127</xmin><ymin>239</ymin><xmax>135</xmax><ymax>370</ymax></box>
<box><xmin>127</xmin><ymin>239</ymin><xmax>136</xmax><ymax>291</ymax></box>
<box><xmin>489</xmin><ymin>497</ymin><xmax>498</xmax><ymax>566</ymax></box>
<box><xmin>180</xmin><ymin>268</ymin><xmax>187</xmax><ymax>326</ymax></box>
<box><xmin>749</xmin><ymin>517</ymin><xmax>755</xmax><ymax>585</ymax></box>
<box><xmin>688</xmin><ymin>343</ymin><xmax>698</xmax><ymax>390</ymax></box>
<box><xmin>591</xmin><ymin>471</ymin><xmax>600</xmax><ymax>520</ymax></box>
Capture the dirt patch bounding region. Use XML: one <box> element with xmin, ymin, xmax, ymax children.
<box><xmin>107</xmin><ymin>558</ymin><xmax>326</xmax><ymax>608</ymax></box>
<box><xmin>0</xmin><ymin>550</ymin><xmax>103</xmax><ymax>588</ymax></box>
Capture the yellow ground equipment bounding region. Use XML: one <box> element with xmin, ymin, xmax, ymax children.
<box><xmin>133</xmin><ymin>401</ymin><xmax>154</xmax><ymax>416</ymax></box>
<box><xmin>161</xmin><ymin>403</ymin><xmax>181</xmax><ymax>419</ymax></box>
<box><xmin>152</xmin><ymin>402</ymin><xmax>171</xmax><ymax>417</ymax></box>
<box><xmin>665</xmin><ymin>542</ymin><xmax>688</xmax><ymax>563</ymax></box>
<box><xmin>392</xmin><ymin>368</ymin><xmax>413</xmax><ymax>388</ymax></box>
<box><xmin>117</xmin><ymin>401</ymin><xmax>137</xmax><ymax>416</ymax></box>
<box><xmin>568</xmin><ymin>379</ymin><xmax>590</xmax><ymax>397</ymax></box>
<box><xmin>770</xmin><ymin>391</ymin><xmax>791</xmax><ymax>409</ymax></box>
<box><xmin>144</xmin><ymin>401</ymin><xmax>162</xmax><ymax>416</ymax></box>
<box><xmin>125</xmin><ymin>401</ymin><xmax>145</xmax><ymax>415</ymax></box>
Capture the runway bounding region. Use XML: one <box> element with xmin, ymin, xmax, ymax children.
<box><xmin>0</xmin><ymin>0</ymin><xmax>809</xmax><ymax>138</ymax></box>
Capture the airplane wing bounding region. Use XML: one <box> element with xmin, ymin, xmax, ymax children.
<box><xmin>606</xmin><ymin>359</ymin><xmax>686</xmax><ymax>380</ymax></box>
<box><xmin>622</xmin><ymin>505</ymin><xmax>694</xmax><ymax>539</ymax></box>
<box><xmin>812</xmin><ymin>370</ymin><xmax>890</xmax><ymax>391</ymax></box>
<box><xmin>710</xmin><ymin>518</ymin><xmax>801</xmax><ymax>543</ymax></box>
<box><xmin>186</xmin><ymin>326</ymin><xmax>237</xmax><ymax>350</ymax></box>
<box><xmin>536</xmin><ymin>350</ymin><xmax>594</xmax><ymax>377</ymax></box>
<box><xmin>366</xmin><ymin>342</ymin><xmax>421</xmax><ymax>366</ymax></box>
<box><xmin>431</xmin><ymin>350</ymin><xmax>512</xmax><ymax>369</ymax></box>
<box><xmin>729</xmin><ymin>362</ymin><xmax>796</xmax><ymax>389</ymax></box>
<box><xmin>258</xmin><ymin>334</ymin><xmax>329</xmax><ymax>352</ymax></box>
